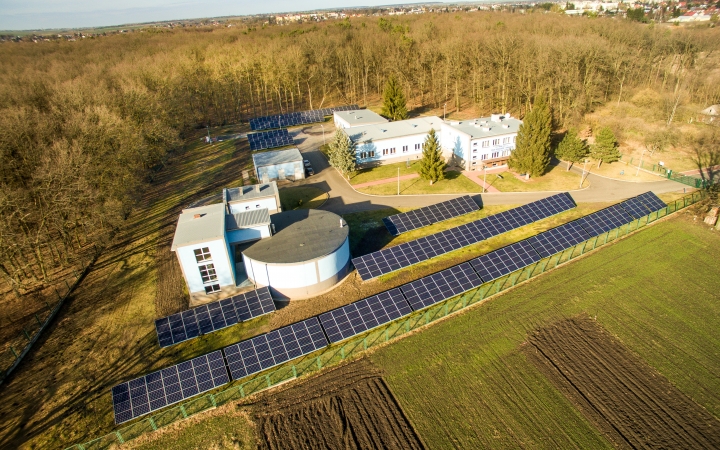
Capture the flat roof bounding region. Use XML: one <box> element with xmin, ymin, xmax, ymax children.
<box><xmin>243</xmin><ymin>209</ymin><xmax>349</xmax><ymax>264</ymax></box>
<box><xmin>226</xmin><ymin>208</ymin><xmax>271</xmax><ymax>230</ymax></box>
<box><xmin>344</xmin><ymin>116</ymin><xmax>443</xmax><ymax>144</ymax></box>
<box><xmin>446</xmin><ymin>115</ymin><xmax>522</xmax><ymax>139</ymax></box>
<box><xmin>334</xmin><ymin>109</ymin><xmax>388</xmax><ymax>127</ymax></box>
<box><xmin>171</xmin><ymin>203</ymin><xmax>226</xmax><ymax>251</ymax></box>
<box><xmin>224</xmin><ymin>182</ymin><xmax>278</xmax><ymax>203</ymax></box>
<box><xmin>252</xmin><ymin>148</ymin><xmax>303</xmax><ymax>168</ymax></box>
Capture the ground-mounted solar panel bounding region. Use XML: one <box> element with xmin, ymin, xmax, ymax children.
<box><xmin>527</xmin><ymin>221</ymin><xmax>591</xmax><ymax>259</ymax></box>
<box><xmin>470</xmin><ymin>240</ymin><xmax>542</xmax><ymax>283</ymax></box>
<box><xmin>155</xmin><ymin>287</ymin><xmax>275</xmax><ymax>348</ymax></box>
<box><xmin>618</xmin><ymin>196</ymin><xmax>653</xmax><ymax>219</ymax></box>
<box><xmin>352</xmin><ymin>192</ymin><xmax>575</xmax><ymax>281</ymax></box>
<box><xmin>249</xmin><ymin>105</ymin><xmax>360</xmax><ymax>130</ymax></box>
<box><xmin>400</xmin><ymin>262</ymin><xmax>483</xmax><ymax>311</ymax></box>
<box><xmin>318</xmin><ymin>288</ymin><xmax>412</xmax><ymax>344</ymax></box>
<box><xmin>112</xmin><ymin>351</ymin><xmax>229</xmax><ymax>424</ymax></box>
<box><xmin>577</xmin><ymin>204</ymin><xmax>634</xmax><ymax>237</ymax></box>
<box><xmin>382</xmin><ymin>196</ymin><xmax>480</xmax><ymax>235</ymax></box>
<box><xmin>636</xmin><ymin>191</ymin><xmax>667</xmax><ymax>213</ymax></box>
<box><xmin>223</xmin><ymin>317</ymin><xmax>327</xmax><ymax>380</ymax></box>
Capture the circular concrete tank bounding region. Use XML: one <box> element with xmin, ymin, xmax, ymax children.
<box><xmin>242</xmin><ymin>209</ymin><xmax>350</xmax><ymax>300</ymax></box>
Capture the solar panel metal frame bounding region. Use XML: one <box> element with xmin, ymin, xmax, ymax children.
<box><xmin>470</xmin><ymin>240</ymin><xmax>542</xmax><ymax>283</ymax></box>
<box><xmin>382</xmin><ymin>196</ymin><xmax>480</xmax><ymax>235</ymax></box>
<box><xmin>318</xmin><ymin>288</ymin><xmax>412</xmax><ymax>344</ymax></box>
<box><xmin>577</xmin><ymin>204</ymin><xmax>634</xmax><ymax>237</ymax></box>
<box><xmin>399</xmin><ymin>262</ymin><xmax>483</xmax><ymax>311</ymax></box>
<box><xmin>223</xmin><ymin>317</ymin><xmax>327</xmax><ymax>381</ymax></box>
<box><xmin>527</xmin><ymin>220</ymin><xmax>591</xmax><ymax>258</ymax></box>
<box><xmin>112</xmin><ymin>350</ymin><xmax>229</xmax><ymax>424</ymax></box>
<box><xmin>155</xmin><ymin>287</ymin><xmax>275</xmax><ymax>348</ymax></box>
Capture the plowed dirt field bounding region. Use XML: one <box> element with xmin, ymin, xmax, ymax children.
<box><xmin>252</xmin><ymin>359</ymin><xmax>425</xmax><ymax>450</ymax></box>
<box><xmin>526</xmin><ymin>316</ymin><xmax>720</xmax><ymax>449</ymax></box>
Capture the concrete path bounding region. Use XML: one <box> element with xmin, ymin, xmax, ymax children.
<box><xmin>352</xmin><ymin>173</ymin><xmax>420</xmax><ymax>189</ymax></box>
<box><xmin>288</xmin><ymin>125</ymin><xmax>688</xmax><ymax>215</ymax></box>
<box><xmin>461</xmin><ymin>170</ymin><xmax>500</xmax><ymax>193</ymax></box>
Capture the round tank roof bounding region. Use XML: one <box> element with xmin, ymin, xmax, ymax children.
<box><xmin>242</xmin><ymin>209</ymin><xmax>349</xmax><ymax>264</ymax></box>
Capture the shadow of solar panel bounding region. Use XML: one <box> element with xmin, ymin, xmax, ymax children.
<box><xmin>618</xmin><ymin>196</ymin><xmax>652</xmax><ymax>219</ymax></box>
<box><xmin>527</xmin><ymin>221</ymin><xmax>590</xmax><ymax>258</ymax></box>
<box><xmin>223</xmin><ymin>317</ymin><xmax>327</xmax><ymax>380</ymax></box>
<box><xmin>155</xmin><ymin>287</ymin><xmax>275</xmax><ymax>348</ymax></box>
<box><xmin>112</xmin><ymin>351</ymin><xmax>229</xmax><ymax>424</ymax></box>
<box><xmin>382</xmin><ymin>196</ymin><xmax>479</xmax><ymax>235</ymax></box>
<box><xmin>318</xmin><ymin>288</ymin><xmax>411</xmax><ymax>344</ymax></box>
<box><xmin>636</xmin><ymin>191</ymin><xmax>667</xmax><ymax>213</ymax></box>
<box><xmin>470</xmin><ymin>240</ymin><xmax>541</xmax><ymax>283</ymax></box>
<box><xmin>352</xmin><ymin>193</ymin><xmax>575</xmax><ymax>281</ymax></box>
<box><xmin>400</xmin><ymin>262</ymin><xmax>482</xmax><ymax>311</ymax></box>
<box><xmin>577</xmin><ymin>204</ymin><xmax>634</xmax><ymax>237</ymax></box>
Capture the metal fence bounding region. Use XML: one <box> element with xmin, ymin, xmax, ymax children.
<box><xmin>65</xmin><ymin>190</ymin><xmax>707</xmax><ymax>450</ymax></box>
<box><xmin>619</xmin><ymin>155</ymin><xmax>715</xmax><ymax>189</ymax></box>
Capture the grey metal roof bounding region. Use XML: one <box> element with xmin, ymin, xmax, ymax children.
<box><xmin>334</xmin><ymin>109</ymin><xmax>389</xmax><ymax>127</ymax></box>
<box><xmin>252</xmin><ymin>148</ymin><xmax>303</xmax><ymax>167</ymax></box>
<box><xmin>226</xmin><ymin>208</ymin><xmax>271</xmax><ymax>230</ymax></box>
<box><xmin>171</xmin><ymin>203</ymin><xmax>226</xmax><ymax>251</ymax></box>
<box><xmin>445</xmin><ymin>115</ymin><xmax>522</xmax><ymax>139</ymax></box>
<box><xmin>242</xmin><ymin>209</ymin><xmax>349</xmax><ymax>264</ymax></box>
<box><xmin>344</xmin><ymin>116</ymin><xmax>443</xmax><ymax>144</ymax></box>
<box><xmin>224</xmin><ymin>182</ymin><xmax>278</xmax><ymax>203</ymax></box>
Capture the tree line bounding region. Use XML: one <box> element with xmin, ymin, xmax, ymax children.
<box><xmin>1</xmin><ymin>11</ymin><xmax>718</xmax><ymax>295</ymax></box>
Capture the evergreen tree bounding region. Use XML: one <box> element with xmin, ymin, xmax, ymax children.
<box><xmin>418</xmin><ymin>129</ymin><xmax>446</xmax><ymax>185</ymax></box>
<box><xmin>381</xmin><ymin>74</ymin><xmax>408</xmax><ymax>121</ymax></box>
<box><xmin>555</xmin><ymin>128</ymin><xmax>588</xmax><ymax>170</ymax></box>
<box><xmin>327</xmin><ymin>129</ymin><xmax>346</xmax><ymax>167</ymax></box>
<box><xmin>591</xmin><ymin>127</ymin><xmax>620</xmax><ymax>167</ymax></box>
<box><xmin>327</xmin><ymin>129</ymin><xmax>357</xmax><ymax>179</ymax></box>
<box><xmin>508</xmin><ymin>96</ymin><xmax>552</xmax><ymax>179</ymax></box>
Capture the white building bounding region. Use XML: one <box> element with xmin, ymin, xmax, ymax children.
<box><xmin>252</xmin><ymin>148</ymin><xmax>305</xmax><ymax>183</ymax></box>
<box><xmin>333</xmin><ymin>109</ymin><xmax>388</xmax><ymax>129</ymax></box>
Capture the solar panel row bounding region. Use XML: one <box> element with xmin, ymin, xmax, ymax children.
<box><xmin>352</xmin><ymin>192</ymin><xmax>576</xmax><ymax>281</ymax></box>
<box><xmin>247</xmin><ymin>129</ymin><xmax>294</xmax><ymax>151</ymax></box>
<box><xmin>249</xmin><ymin>105</ymin><xmax>359</xmax><ymax>131</ymax></box>
<box><xmin>113</xmin><ymin>192</ymin><xmax>667</xmax><ymax>424</ymax></box>
<box><xmin>382</xmin><ymin>196</ymin><xmax>480</xmax><ymax>235</ymax></box>
<box><xmin>155</xmin><ymin>287</ymin><xmax>275</xmax><ymax>348</ymax></box>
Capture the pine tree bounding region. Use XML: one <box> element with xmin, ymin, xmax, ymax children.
<box><xmin>591</xmin><ymin>127</ymin><xmax>620</xmax><ymax>167</ymax></box>
<box><xmin>327</xmin><ymin>129</ymin><xmax>357</xmax><ymax>179</ymax></box>
<box><xmin>508</xmin><ymin>96</ymin><xmax>552</xmax><ymax>179</ymax></box>
<box><xmin>419</xmin><ymin>129</ymin><xmax>446</xmax><ymax>185</ymax></box>
<box><xmin>327</xmin><ymin>129</ymin><xmax>346</xmax><ymax>167</ymax></box>
<box><xmin>555</xmin><ymin>128</ymin><xmax>588</xmax><ymax>170</ymax></box>
<box><xmin>380</xmin><ymin>74</ymin><xmax>408</xmax><ymax>121</ymax></box>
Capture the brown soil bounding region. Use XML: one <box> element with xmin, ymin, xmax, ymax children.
<box><xmin>251</xmin><ymin>359</ymin><xmax>425</xmax><ymax>450</ymax></box>
<box><xmin>525</xmin><ymin>316</ymin><xmax>720</xmax><ymax>449</ymax></box>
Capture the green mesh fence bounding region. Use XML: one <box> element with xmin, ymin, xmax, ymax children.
<box><xmin>619</xmin><ymin>155</ymin><xmax>716</xmax><ymax>189</ymax></box>
<box><xmin>65</xmin><ymin>190</ymin><xmax>707</xmax><ymax>450</ymax></box>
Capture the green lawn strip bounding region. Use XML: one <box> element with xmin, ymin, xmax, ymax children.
<box><xmin>349</xmin><ymin>160</ymin><xmax>421</xmax><ymax>185</ymax></box>
<box><xmin>357</xmin><ymin>171</ymin><xmax>480</xmax><ymax>195</ymax></box>
<box><xmin>278</xmin><ymin>186</ymin><xmax>327</xmax><ymax>210</ymax></box>
<box><xmin>490</xmin><ymin>164</ymin><xmax>589</xmax><ymax>192</ymax></box>
<box><xmin>370</xmin><ymin>218</ymin><xmax>720</xmax><ymax>449</ymax></box>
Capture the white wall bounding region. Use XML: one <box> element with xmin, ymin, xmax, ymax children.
<box><xmin>266</xmin><ymin>261</ymin><xmax>318</xmax><ymax>288</ymax></box>
<box><xmin>317</xmin><ymin>238</ymin><xmax>349</xmax><ymax>282</ymax></box>
<box><xmin>355</xmin><ymin>134</ymin><xmax>428</xmax><ymax>165</ymax></box>
<box><xmin>334</xmin><ymin>114</ymin><xmax>350</xmax><ymax>129</ymax></box>
<box><xmin>226</xmin><ymin>226</ymin><xmax>270</xmax><ymax>244</ymax></box>
<box><xmin>441</xmin><ymin>125</ymin><xmax>471</xmax><ymax>166</ymax></box>
<box><xmin>228</xmin><ymin>197</ymin><xmax>278</xmax><ymax>214</ymax></box>
<box><xmin>176</xmin><ymin>239</ymin><xmax>234</xmax><ymax>294</ymax></box>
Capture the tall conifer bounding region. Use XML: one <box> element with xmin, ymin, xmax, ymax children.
<box><xmin>419</xmin><ymin>129</ymin><xmax>445</xmax><ymax>185</ymax></box>
<box><xmin>381</xmin><ymin>74</ymin><xmax>408</xmax><ymax>121</ymax></box>
<box><xmin>508</xmin><ymin>96</ymin><xmax>552</xmax><ymax>178</ymax></box>
<box><xmin>591</xmin><ymin>127</ymin><xmax>620</xmax><ymax>167</ymax></box>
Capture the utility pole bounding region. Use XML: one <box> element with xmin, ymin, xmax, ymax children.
<box><xmin>397</xmin><ymin>167</ymin><xmax>400</xmax><ymax>196</ymax></box>
<box><xmin>443</xmin><ymin>103</ymin><xmax>447</xmax><ymax>120</ymax></box>
<box><xmin>206</xmin><ymin>125</ymin><xmax>210</xmax><ymax>142</ymax></box>
<box><xmin>320</xmin><ymin>124</ymin><xmax>326</xmax><ymax>145</ymax></box>
<box><xmin>635</xmin><ymin>148</ymin><xmax>646</xmax><ymax>177</ymax></box>
<box><xmin>580</xmin><ymin>158</ymin><xmax>589</xmax><ymax>188</ymax></box>
<box><xmin>483</xmin><ymin>165</ymin><xmax>487</xmax><ymax>194</ymax></box>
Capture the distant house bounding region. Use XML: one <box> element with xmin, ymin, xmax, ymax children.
<box><xmin>252</xmin><ymin>148</ymin><xmax>305</xmax><ymax>182</ymax></box>
<box><xmin>699</xmin><ymin>104</ymin><xmax>719</xmax><ymax>123</ymax></box>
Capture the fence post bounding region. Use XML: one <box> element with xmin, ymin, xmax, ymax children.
<box><xmin>148</xmin><ymin>417</ymin><xmax>158</xmax><ymax>431</ymax></box>
<box><xmin>115</xmin><ymin>430</ymin><xmax>125</xmax><ymax>444</ymax></box>
<box><xmin>405</xmin><ymin>319</ymin><xmax>410</xmax><ymax>333</ymax></box>
<box><xmin>209</xmin><ymin>394</ymin><xmax>217</xmax><ymax>408</ymax></box>
<box><xmin>265</xmin><ymin>375</ymin><xmax>271</xmax><ymax>387</ymax></box>
<box><xmin>444</xmin><ymin>303</ymin><xmax>449</xmax><ymax>316</ymax></box>
<box><xmin>34</xmin><ymin>314</ymin><xmax>42</xmax><ymax>326</ymax></box>
<box><xmin>180</xmin><ymin>405</ymin><xmax>188</xmax><ymax>418</ymax></box>
<box><xmin>239</xmin><ymin>385</ymin><xmax>245</xmax><ymax>397</ymax></box>
<box><xmin>363</xmin><ymin>337</ymin><xmax>367</xmax><ymax>350</ymax></box>
<box><xmin>292</xmin><ymin>365</ymin><xmax>297</xmax><ymax>378</ymax></box>
<box><xmin>385</xmin><ymin>328</ymin><xmax>389</xmax><ymax>342</ymax></box>
<box><xmin>23</xmin><ymin>328</ymin><xmax>31</xmax><ymax>341</ymax></box>
<box><xmin>9</xmin><ymin>347</ymin><xmax>18</xmax><ymax>358</ymax></box>
<box><xmin>341</xmin><ymin>346</ymin><xmax>345</xmax><ymax>359</ymax></box>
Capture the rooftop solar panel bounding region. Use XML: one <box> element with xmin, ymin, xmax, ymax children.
<box><xmin>470</xmin><ymin>240</ymin><xmax>542</xmax><ymax>283</ymax></box>
<box><xmin>382</xmin><ymin>196</ymin><xmax>479</xmax><ymax>235</ymax></box>
<box><xmin>577</xmin><ymin>204</ymin><xmax>634</xmax><ymax>237</ymax></box>
<box><xmin>527</xmin><ymin>221</ymin><xmax>591</xmax><ymax>258</ymax></box>
<box><xmin>155</xmin><ymin>287</ymin><xmax>275</xmax><ymax>348</ymax></box>
<box><xmin>318</xmin><ymin>288</ymin><xmax>412</xmax><ymax>344</ymax></box>
<box><xmin>636</xmin><ymin>191</ymin><xmax>667</xmax><ymax>213</ymax></box>
<box><xmin>400</xmin><ymin>262</ymin><xmax>483</xmax><ymax>311</ymax></box>
<box><xmin>223</xmin><ymin>317</ymin><xmax>327</xmax><ymax>380</ymax></box>
<box><xmin>112</xmin><ymin>351</ymin><xmax>229</xmax><ymax>424</ymax></box>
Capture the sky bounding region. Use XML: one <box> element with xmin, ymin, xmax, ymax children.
<box><xmin>0</xmin><ymin>0</ymin><xmax>418</xmax><ymax>31</ymax></box>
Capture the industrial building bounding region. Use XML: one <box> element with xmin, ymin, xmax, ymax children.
<box><xmin>333</xmin><ymin>109</ymin><xmax>388</xmax><ymax>129</ymax></box>
<box><xmin>252</xmin><ymin>148</ymin><xmax>305</xmax><ymax>183</ymax></box>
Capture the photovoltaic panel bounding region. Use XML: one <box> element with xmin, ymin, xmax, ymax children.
<box><xmin>249</xmin><ymin>105</ymin><xmax>359</xmax><ymax>131</ymax></box>
<box><xmin>155</xmin><ymin>287</ymin><xmax>275</xmax><ymax>348</ymax></box>
<box><xmin>352</xmin><ymin>192</ymin><xmax>575</xmax><ymax>281</ymax></box>
<box><xmin>618</xmin><ymin>196</ymin><xmax>653</xmax><ymax>219</ymax></box>
<box><xmin>636</xmin><ymin>191</ymin><xmax>667</xmax><ymax>213</ymax></box>
<box><xmin>527</xmin><ymin>221</ymin><xmax>591</xmax><ymax>258</ymax></box>
<box><xmin>470</xmin><ymin>240</ymin><xmax>542</xmax><ymax>283</ymax></box>
<box><xmin>318</xmin><ymin>288</ymin><xmax>412</xmax><ymax>344</ymax></box>
<box><xmin>382</xmin><ymin>196</ymin><xmax>480</xmax><ymax>235</ymax></box>
<box><xmin>577</xmin><ymin>204</ymin><xmax>634</xmax><ymax>237</ymax></box>
<box><xmin>400</xmin><ymin>262</ymin><xmax>483</xmax><ymax>311</ymax></box>
<box><xmin>112</xmin><ymin>351</ymin><xmax>229</xmax><ymax>424</ymax></box>
<box><xmin>223</xmin><ymin>317</ymin><xmax>327</xmax><ymax>380</ymax></box>
<box><xmin>247</xmin><ymin>129</ymin><xmax>294</xmax><ymax>151</ymax></box>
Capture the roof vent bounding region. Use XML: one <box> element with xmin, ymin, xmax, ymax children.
<box><xmin>491</xmin><ymin>114</ymin><xmax>502</xmax><ymax>123</ymax></box>
<box><xmin>502</xmin><ymin>124</ymin><xmax>509</xmax><ymax>129</ymax></box>
<box><xmin>193</xmin><ymin>214</ymin><xmax>203</xmax><ymax>219</ymax></box>
<box><xmin>482</xmin><ymin>127</ymin><xmax>490</xmax><ymax>132</ymax></box>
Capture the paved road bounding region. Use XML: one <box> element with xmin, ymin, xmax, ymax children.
<box><xmin>289</xmin><ymin>125</ymin><xmax>687</xmax><ymax>215</ymax></box>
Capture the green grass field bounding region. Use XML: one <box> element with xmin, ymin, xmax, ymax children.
<box><xmin>490</xmin><ymin>163</ymin><xmax>590</xmax><ymax>192</ymax></box>
<box><xmin>278</xmin><ymin>186</ymin><xmax>327</xmax><ymax>210</ymax></box>
<box><xmin>357</xmin><ymin>170</ymin><xmax>481</xmax><ymax>195</ymax></box>
<box><xmin>370</xmin><ymin>217</ymin><xmax>720</xmax><ymax>448</ymax></box>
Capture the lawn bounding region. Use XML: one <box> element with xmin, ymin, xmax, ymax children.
<box><xmin>370</xmin><ymin>217</ymin><xmax>720</xmax><ymax>449</ymax></box>
<box><xmin>357</xmin><ymin>170</ymin><xmax>480</xmax><ymax>195</ymax></box>
<box><xmin>278</xmin><ymin>186</ymin><xmax>327</xmax><ymax>210</ymax></box>
<box><xmin>490</xmin><ymin>163</ymin><xmax>589</xmax><ymax>192</ymax></box>
<box><xmin>349</xmin><ymin>160</ymin><xmax>421</xmax><ymax>185</ymax></box>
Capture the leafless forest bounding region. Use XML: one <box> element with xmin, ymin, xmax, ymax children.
<box><xmin>1</xmin><ymin>11</ymin><xmax>719</xmax><ymax>296</ymax></box>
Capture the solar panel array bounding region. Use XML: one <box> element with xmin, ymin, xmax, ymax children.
<box><xmin>382</xmin><ymin>196</ymin><xmax>480</xmax><ymax>236</ymax></box>
<box><xmin>112</xmin><ymin>351</ymin><xmax>229</xmax><ymax>424</ymax></box>
<box><xmin>112</xmin><ymin>192</ymin><xmax>668</xmax><ymax>424</ymax></box>
<box><xmin>155</xmin><ymin>287</ymin><xmax>275</xmax><ymax>348</ymax></box>
<box><xmin>247</xmin><ymin>129</ymin><xmax>294</xmax><ymax>151</ymax></box>
<box><xmin>353</xmin><ymin>192</ymin><xmax>576</xmax><ymax>281</ymax></box>
<box><xmin>250</xmin><ymin>105</ymin><xmax>359</xmax><ymax>131</ymax></box>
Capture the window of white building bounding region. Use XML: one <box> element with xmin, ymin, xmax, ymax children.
<box><xmin>492</xmin><ymin>151</ymin><xmax>499</xmax><ymax>158</ymax></box>
<box><xmin>415</xmin><ymin>143</ymin><xmax>421</xmax><ymax>150</ymax></box>
<box><xmin>492</xmin><ymin>139</ymin><xmax>500</xmax><ymax>146</ymax></box>
<box><xmin>481</xmin><ymin>154</ymin><xmax>488</xmax><ymax>160</ymax></box>
<box><xmin>503</xmin><ymin>137</ymin><xmax>511</xmax><ymax>144</ymax></box>
<box><xmin>204</xmin><ymin>284</ymin><xmax>220</xmax><ymax>294</ymax></box>
<box><xmin>482</xmin><ymin>140</ymin><xmax>489</xmax><ymax>148</ymax></box>
<box><xmin>194</xmin><ymin>247</ymin><xmax>212</xmax><ymax>263</ymax></box>
<box><xmin>402</xmin><ymin>145</ymin><xmax>408</xmax><ymax>153</ymax></box>
<box><xmin>199</xmin><ymin>264</ymin><xmax>218</xmax><ymax>284</ymax></box>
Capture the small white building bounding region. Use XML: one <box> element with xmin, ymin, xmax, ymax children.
<box><xmin>333</xmin><ymin>109</ymin><xmax>389</xmax><ymax>129</ymax></box>
<box><xmin>441</xmin><ymin>114</ymin><xmax>522</xmax><ymax>170</ymax></box>
<box><xmin>252</xmin><ymin>148</ymin><xmax>305</xmax><ymax>183</ymax></box>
